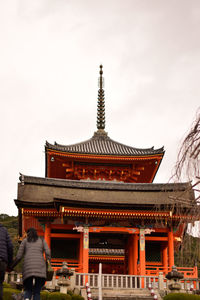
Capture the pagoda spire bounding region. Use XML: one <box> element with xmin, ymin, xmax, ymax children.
<box><xmin>97</xmin><ymin>65</ymin><xmax>105</xmax><ymax>130</ymax></box>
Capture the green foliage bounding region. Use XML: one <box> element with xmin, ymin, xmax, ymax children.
<box><xmin>3</xmin><ymin>288</ymin><xmax>21</xmax><ymax>300</ymax></box>
<box><xmin>0</xmin><ymin>214</ymin><xmax>18</xmax><ymax>235</ymax></box>
<box><xmin>175</xmin><ymin>233</ymin><xmax>200</xmax><ymax>276</ymax></box>
<box><xmin>0</xmin><ymin>214</ymin><xmax>18</xmax><ymax>254</ymax></box>
<box><xmin>3</xmin><ymin>287</ymin><xmax>79</xmax><ymax>300</ymax></box>
<box><xmin>67</xmin><ymin>290</ymin><xmax>73</xmax><ymax>296</ymax></box>
<box><xmin>41</xmin><ymin>291</ymin><xmax>82</xmax><ymax>300</ymax></box>
<box><xmin>71</xmin><ymin>295</ymin><xmax>84</xmax><ymax>300</ymax></box>
<box><xmin>0</xmin><ymin>214</ymin><xmax>23</xmax><ymax>272</ymax></box>
<box><xmin>164</xmin><ymin>293</ymin><xmax>200</xmax><ymax>300</ymax></box>
<box><xmin>48</xmin><ymin>292</ymin><xmax>71</xmax><ymax>300</ymax></box>
<box><xmin>41</xmin><ymin>291</ymin><xmax>50</xmax><ymax>300</ymax></box>
<box><xmin>3</xmin><ymin>283</ymin><xmax>11</xmax><ymax>289</ymax></box>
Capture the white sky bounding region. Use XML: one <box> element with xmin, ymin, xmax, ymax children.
<box><xmin>0</xmin><ymin>0</ymin><xmax>200</xmax><ymax>216</ymax></box>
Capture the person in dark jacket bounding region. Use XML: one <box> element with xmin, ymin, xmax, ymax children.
<box><xmin>0</xmin><ymin>223</ymin><xmax>13</xmax><ymax>300</ymax></box>
<box><xmin>11</xmin><ymin>227</ymin><xmax>51</xmax><ymax>300</ymax></box>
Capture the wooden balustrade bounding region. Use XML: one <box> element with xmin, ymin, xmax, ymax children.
<box><xmin>51</xmin><ymin>259</ymin><xmax>81</xmax><ymax>271</ymax></box>
<box><xmin>75</xmin><ymin>273</ymin><xmax>158</xmax><ymax>289</ymax></box>
<box><xmin>4</xmin><ymin>269</ymin><xmax>200</xmax><ymax>293</ymax></box>
<box><xmin>146</xmin><ymin>264</ymin><xmax>197</xmax><ymax>278</ymax></box>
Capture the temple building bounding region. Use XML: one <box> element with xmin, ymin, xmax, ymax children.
<box><xmin>15</xmin><ymin>66</ymin><xmax>198</xmax><ymax>277</ymax></box>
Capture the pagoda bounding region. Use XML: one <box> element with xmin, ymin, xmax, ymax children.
<box><xmin>15</xmin><ymin>65</ymin><xmax>198</xmax><ymax>278</ymax></box>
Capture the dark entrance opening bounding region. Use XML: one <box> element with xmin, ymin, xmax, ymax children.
<box><xmin>89</xmin><ymin>233</ymin><xmax>128</xmax><ymax>274</ymax></box>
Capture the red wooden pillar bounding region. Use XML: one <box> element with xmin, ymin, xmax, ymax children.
<box><xmin>44</xmin><ymin>222</ymin><xmax>51</xmax><ymax>249</ymax></box>
<box><xmin>162</xmin><ymin>243</ymin><xmax>168</xmax><ymax>275</ymax></box>
<box><xmin>79</xmin><ymin>233</ymin><xmax>83</xmax><ymax>272</ymax></box>
<box><xmin>83</xmin><ymin>227</ymin><xmax>89</xmax><ymax>274</ymax></box>
<box><xmin>139</xmin><ymin>229</ymin><xmax>146</xmax><ymax>275</ymax></box>
<box><xmin>168</xmin><ymin>228</ymin><xmax>174</xmax><ymax>270</ymax></box>
<box><xmin>128</xmin><ymin>235</ymin><xmax>133</xmax><ymax>274</ymax></box>
<box><xmin>139</xmin><ymin>229</ymin><xmax>145</xmax><ymax>288</ymax></box>
<box><xmin>133</xmin><ymin>234</ymin><xmax>138</xmax><ymax>275</ymax></box>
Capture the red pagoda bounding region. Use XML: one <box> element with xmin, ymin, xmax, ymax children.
<box><xmin>15</xmin><ymin>65</ymin><xmax>197</xmax><ymax>278</ymax></box>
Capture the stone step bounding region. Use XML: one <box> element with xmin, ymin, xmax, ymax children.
<box><xmin>91</xmin><ymin>289</ymin><xmax>151</xmax><ymax>296</ymax></box>
<box><xmin>81</xmin><ymin>288</ymin><xmax>157</xmax><ymax>300</ymax></box>
<box><xmin>91</xmin><ymin>289</ymin><xmax>153</xmax><ymax>300</ymax></box>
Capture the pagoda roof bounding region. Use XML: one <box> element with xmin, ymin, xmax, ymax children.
<box><xmin>18</xmin><ymin>174</ymin><xmax>190</xmax><ymax>192</ymax></box>
<box><xmin>15</xmin><ymin>174</ymin><xmax>195</xmax><ymax>210</ymax></box>
<box><xmin>45</xmin><ymin>66</ymin><xmax>164</xmax><ymax>159</ymax></box>
<box><xmin>46</xmin><ymin>130</ymin><xmax>164</xmax><ymax>157</ymax></box>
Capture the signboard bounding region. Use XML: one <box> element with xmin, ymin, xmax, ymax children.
<box><xmin>83</xmin><ymin>227</ymin><xmax>89</xmax><ymax>249</ymax></box>
<box><xmin>140</xmin><ymin>228</ymin><xmax>145</xmax><ymax>251</ymax></box>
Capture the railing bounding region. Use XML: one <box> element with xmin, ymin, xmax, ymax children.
<box><xmin>177</xmin><ymin>267</ymin><xmax>198</xmax><ymax>278</ymax></box>
<box><xmin>4</xmin><ymin>271</ymin><xmax>200</xmax><ymax>293</ymax></box>
<box><xmin>51</xmin><ymin>259</ymin><xmax>81</xmax><ymax>271</ymax></box>
<box><xmin>50</xmin><ymin>259</ymin><xmax>198</xmax><ymax>278</ymax></box>
<box><xmin>146</xmin><ymin>264</ymin><xmax>198</xmax><ymax>278</ymax></box>
<box><xmin>75</xmin><ymin>273</ymin><xmax>158</xmax><ymax>289</ymax></box>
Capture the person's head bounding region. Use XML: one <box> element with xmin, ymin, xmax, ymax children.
<box><xmin>26</xmin><ymin>227</ymin><xmax>38</xmax><ymax>242</ymax></box>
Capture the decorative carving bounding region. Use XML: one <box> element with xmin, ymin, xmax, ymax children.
<box><xmin>73</xmin><ymin>225</ymin><xmax>84</xmax><ymax>232</ymax></box>
<box><xmin>62</xmin><ymin>162</ymin><xmax>143</xmax><ymax>183</ymax></box>
<box><xmin>144</xmin><ymin>228</ymin><xmax>155</xmax><ymax>235</ymax></box>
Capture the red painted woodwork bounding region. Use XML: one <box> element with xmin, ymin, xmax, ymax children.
<box><xmin>133</xmin><ymin>234</ymin><xmax>138</xmax><ymax>275</ymax></box>
<box><xmin>46</xmin><ymin>149</ymin><xmax>163</xmax><ymax>184</ymax></box>
<box><xmin>44</xmin><ymin>223</ymin><xmax>51</xmax><ymax>249</ymax></box>
<box><xmin>20</xmin><ymin>211</ymin><xmax>197</xmax><ymax>277</ymax></box>
<box><xmin>89</xmin><ymin>262</ymin><xmax>124</xmax><ymax>274</ymax></box>
<box><xmin>128</xmin><ymin>235</ymin><xmax>133</xmax><ymax>274</ymax></box>
<box><xmin>162</xmin><ymin>243</ymin><xmax>168</xmax><ymax>274</ymax></box>
<box><xmin>168</xmin><ymin>229</ymin><xmax>174</xmax><ymax>269</ymax></box>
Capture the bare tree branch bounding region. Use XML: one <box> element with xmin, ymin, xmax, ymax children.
<box><xmin>172</xmin><ymin>107</ymin><xmax>200</xmax><ymax>182</ymax></box>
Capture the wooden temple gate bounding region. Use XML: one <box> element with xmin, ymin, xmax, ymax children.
<box><xmin>21</xmin><ymin>209</ymin><xmax>194</xmax><ymax>278</ymax></box>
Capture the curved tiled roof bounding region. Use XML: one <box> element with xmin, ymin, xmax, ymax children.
<box><xmin>46</xmin><ymin>130</ymin><xmax>164</xmax><ymax>157</ymax></box>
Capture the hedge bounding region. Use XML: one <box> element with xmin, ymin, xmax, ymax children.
<box><xmin>164</xmin><ymin>293</ymin><xmax>200</xmax><ymax>300</ymax></box>
<box><xmin>3</xmin><ymin>283</ymin><xmax>12</xmax><ymax>289</ymax></box>
<box><xmin>41</xmin><ymin>291</ymin><xmax>50</xmax><ymax>300</ymax></box>
<box><xmin>3</xmin><ymin>287</ymin><xmax>84</xmax><ymax>300</ymax></box>
<box><xmin>3</xmin><ymin>288</ymin><xmax>21</xmax><ymax>300</ymax></box>
<box><xmin>71</xmin><ymin>295</ymin><xmax>84</xmax><ymax>300</ymax></box>
<box><xmin>48</xmin><ymin>292</ymin><xmax>71</xmax><ymax>300</ymax></box>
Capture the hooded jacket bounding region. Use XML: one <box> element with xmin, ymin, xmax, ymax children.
<box><xmin>12</xmin><ymin>237</ymin><xmax>51</xmax><ymax>282</ymax></box>
<box><xmin>0</xmin><ymin>223</ymin><xmax>13</xmax><ymax>266</ymax></box>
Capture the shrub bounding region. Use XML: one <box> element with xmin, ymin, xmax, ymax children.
<box><xmin>67</xmin><ymin>290</ymin><xmax>73</xmax><ymax>296</ymax></box>
<box><xmin>3</xmin><ymin>288</ymin><xmax>21</xmax><ymax>300</ymax></box>
<box><xmin>3</xmin><ymin>283</ymin><xmax>11</xmax><ymax>289</ymax></box>
<box><xmin>71</xmin><ymin>295</ymin><xmax>84</xmax><ymax>300</ymax></box>
<box><xmin>48</xmin><ymin>292</ymin><xmax>71</xmax><ymax>300</ymax></box>
<box><xmin>164</xmin><ymin>293</ymin><xmax>200</xmax><ymax>300</ymax></box>
<box><xmin>41</xmin><ymin>291</ymin><xmax>50</xmax><ymax>300</ymax></box>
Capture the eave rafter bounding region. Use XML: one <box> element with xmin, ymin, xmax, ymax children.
<box><xmin>89</xmin><ymin>256</ymin><xmax>124</xmax><ymax>262</ymax></box>
<box><xmin>21</xmin><ymin>207</ymin><xmax>196</xmax><ymax>222</ymax></box>
<box><xmin>22</xmin><ymin>208</ymin><xmax>60</xmax><ymax>217</ymax></box>
<box><xmin>47</xmin><ymin>149</ymin><xmax>163</xmax><ymax>162</ymax></box>
<box><xmin>62</xmin><ymin>207</ymin><xmax>170</xmax><ymax>219</ymax></box>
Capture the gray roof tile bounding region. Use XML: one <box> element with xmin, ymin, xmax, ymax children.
<box><xmin>46</xmin><ymin>130</ymin><xmax>164</xmax><ymax>157</ymax></box>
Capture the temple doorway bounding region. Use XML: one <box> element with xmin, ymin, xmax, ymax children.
<box><xmin>89</xmin><ymin>232</ymin><xmax>128</xmax><ymax>274</ymax></box>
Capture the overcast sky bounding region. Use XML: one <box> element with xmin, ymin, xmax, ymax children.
<box><xmin>1</xmin><ymin>0</ymin><xmax>200</xmax><ymax>216</ymax></box>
